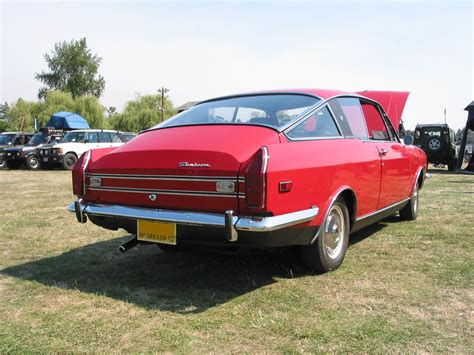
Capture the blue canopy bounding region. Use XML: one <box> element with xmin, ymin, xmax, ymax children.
<box><xmin>45</xmin><ymin>111</ymin><xmax>90</xmax><ymax>130</ymax></box>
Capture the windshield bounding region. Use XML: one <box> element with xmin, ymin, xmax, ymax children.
<box><xmin>153</xmin><ymin>94</ymin><xmax>320</xmax><ymax>130</ymax></box>
<box><xmin>0</xmin><ymin>134</ymin><xmax>15</xmax><ymax>145</ymax></box>
<box><xmin>27</xmin><ymin>133</ymin><xmax>48</xmax><ymax>146</ymax></box>
<box><xmin>61</xmin><ymin>131</ymin><xmax>86</xmax><ymax>143</ymax></box>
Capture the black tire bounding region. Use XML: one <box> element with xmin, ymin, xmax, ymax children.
<box><xmin>447</xmin><ymin>158</ymin><xmax>456</xmax><ymax>171</ymax></box>
<box><xmin>62</xmin><ymin>153</ymin><xmax>78</xmax><ymax>170</ymax></box>
<box><xmin>6</xmin><ymin>161</ymin><xmax>21</xmax><ymax>169</ymax></box>
<box><xmin>157</xmin><ymin>244</ymin><xmax>181</xmax><ymax>253</ymax></box>
<box><xmin>301</xmin><ymin>197</ymin><xmax>350</xmax><ymax>273</ymax></box>
<box><xmin>26</xmin><ymin>155</ymin><xmax>41</xmax><ymax>170</ymax></box>
<box><xmin>399</xmin><ymin>182</ymin><xmax>419</xmax><ymax>221</ymax></box>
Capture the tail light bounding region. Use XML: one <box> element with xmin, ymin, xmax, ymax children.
<box><xmin>72</xmin><ymin>150</ymin><xmax>91</xmax><ymax>196</ymax></box>
<box><xmin>245</xmin><ymin>146</ymin><xmax>269</xmax><ymax>208</ymax></box>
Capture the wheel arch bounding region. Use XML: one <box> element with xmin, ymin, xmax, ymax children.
<box><xmin>311</xmin><ymin>185</ymin><xmax>358</xmax><ymax>244</ymax></box>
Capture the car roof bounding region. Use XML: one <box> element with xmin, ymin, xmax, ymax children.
<box><xmin>67</xmin><ymin>129</ymin><xmax>118</xmax><ymax>133</ymax></box>
<box><xmin>415</xmin><ymin>123</ymin><xmax>449</xmax><ymax>128</ymax></box>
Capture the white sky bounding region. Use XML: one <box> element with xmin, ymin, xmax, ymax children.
<box><xmin>1</xmin><ymin>0</ymin><xmax>472</xmax><ymax>130</ymax></box>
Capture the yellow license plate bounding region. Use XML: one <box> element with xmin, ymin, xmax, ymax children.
<box><xmin>137</xmin><ymin>220</ymin><xmax>177</xmax><ymax>245</ymax></box>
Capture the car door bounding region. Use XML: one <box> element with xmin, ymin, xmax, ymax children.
<box><xmin>359</xmin><ymin>100</ymin><xmax>411</xmax><ymax>209</ymax></box>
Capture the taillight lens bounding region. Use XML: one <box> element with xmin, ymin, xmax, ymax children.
<box><xmin>72</xmin><ymin>150</ymin><xmax>91</xmax><ymax>196</ymax></box>
<box><xmin>245</xmin><ymin>147</ymin><xmax>269</xmax><ymax>208</ymax></box>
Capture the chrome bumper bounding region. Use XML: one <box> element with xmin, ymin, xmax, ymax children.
<box><xmin>67</xmin><ymin>200</ymin><xmax>318</xmax><ymax>241</ymax></box>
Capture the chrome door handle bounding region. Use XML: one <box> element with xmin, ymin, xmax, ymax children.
<box><xmin>379</xmin><ymin>148</ymin><xmax>388</xmax><ymax>156</ymax></box>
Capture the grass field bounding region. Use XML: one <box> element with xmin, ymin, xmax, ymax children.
<box><xmin>0</xmin><ymin>169</ymin><xmax>472</xmax><ymax>352</ymax></box>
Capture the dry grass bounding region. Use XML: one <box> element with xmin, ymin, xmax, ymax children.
<box><xmin>0</xmin><ymin>168</ymin><xmax>473</xmax><ymax>352</ymax></box>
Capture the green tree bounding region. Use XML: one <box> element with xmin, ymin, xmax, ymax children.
<box><xmin>6</xmin><ymin>98</ymin><xmax>40</xmax><ymax>131</ymax></box>
<box><xmin>35</xmin><ymin>38</ymin><xmax>105</xmax><ymax>99</ymax></box>
<box><xmin>6</xmin><ymin>91</ymin><xmax>107</xmax><ymax>131</ymax></box>
<box><xmin>110</xmin><ymin>93</ymin><xmax>175</xmax><ymax>132</ymax></box>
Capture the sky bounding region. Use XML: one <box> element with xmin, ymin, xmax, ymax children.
<box><xmin>0</xmin><ymin>0</ymin><xmax>472</xmax><ymax>130</ymax></box>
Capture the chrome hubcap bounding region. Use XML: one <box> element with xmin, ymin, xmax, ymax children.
<box><xmin>413</xmin><ymin>185</ymin><xmax>418</xmax><ymax>213</ymax></box>
<box><xmin>31</xmin><ymin>157</ymin><xmax>38</xmax><ymax>168</ymax></box>
<box><xmin>323</xmin><ymin>205</ymin><xmax>345</xmax><ymax>259</ymax></box>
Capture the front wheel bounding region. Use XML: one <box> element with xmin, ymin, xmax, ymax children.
<box><xmin>301</xmin><ymin>197</ymin><xmax>350</xmax><ymax>273</ymax></box>
<box><xmin>399</xmin><ymin>182</ymin><xmax>419</xmax><ymax>221</ymax></box>
<box><xmin>0</xmin><ymin>158</ymin><xmax>5</xmax><ymax>169</ymax></box>
<box><xmin>62</xmin><ymin>153</ymin><xmax>77</xmax><ymax>170</ymax></box>
<box><xmin>26</xmin><ymin>155</ymin><xmax>41</xmax><ymax>170</ymax></box>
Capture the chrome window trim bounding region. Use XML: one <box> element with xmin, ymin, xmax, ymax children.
<box><xmin>68</xmin><ymin>200</ymin><xmax>319</xmax><ymax>233</ymax></box>
<box><xmin>283</xmin><ymin>104</ymin><xmax>343</xmax><ymax>141</ymax></box>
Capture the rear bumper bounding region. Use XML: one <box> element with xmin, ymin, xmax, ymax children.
<box><xmin>67</xmin><ymin>200</ymin><xmax>319</xmax><ymax>247</ymax></box>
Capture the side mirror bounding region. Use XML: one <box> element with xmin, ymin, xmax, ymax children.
<box><xmin>403</xmin><ymin>135</ymin><xmax>414</xmax><ymax>145</ymax></box>
<box><xmin>83</xmin><ymin>139</ymin><xmax>89</xmax><ymax>143</ymax></box>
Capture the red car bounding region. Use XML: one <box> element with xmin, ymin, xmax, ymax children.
<box><xmin>68</xmin><ymin>89</ymin><xmax>427</xmax><ymax>272</ymax></box>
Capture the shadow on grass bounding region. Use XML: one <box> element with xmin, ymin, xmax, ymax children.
<box><xmin>1</xmin><ymin>218</ymin><xmax>397</xmax><ymax>313</ymax></box>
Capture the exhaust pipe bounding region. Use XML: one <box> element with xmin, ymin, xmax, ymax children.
<box><xmin>119</xmin><ymin>237</ymin><xmax>138</xmax><ymax>253</ymax></box>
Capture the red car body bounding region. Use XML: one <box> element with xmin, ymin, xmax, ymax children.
<box><xmin>69</xmin><ymin>88</ymin><xmax>427</xmax><ymax>271</ymax></box>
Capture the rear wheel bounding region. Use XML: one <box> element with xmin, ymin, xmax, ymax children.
<box><xmin>447</xmin><ymin>157</ymin><xmax>456</xmax><ymax>171</ymax></box>
<box><xmin>26</xmin><ymin>155</ymin><xmax>41</xmax><ymax>170</ymax></box>
<box><xmin>399</xmin><ymin>182</ymin><xmax>419</xmax><ymax>221</ymax></box>
<box><xmin>301</xmin><ymin>197</ymin><xmax>350</xmax><ymax>273</ymax></box>
<box><xmin>62</xmin><ymin>153</ymin><xmax>77</xmax><ymax>170</ymax></box>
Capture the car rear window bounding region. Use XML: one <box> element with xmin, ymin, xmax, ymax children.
<box><xmin>153</xmin><ymin>94</ymin><xmax>320</xmax><ymax>130</ymax></box>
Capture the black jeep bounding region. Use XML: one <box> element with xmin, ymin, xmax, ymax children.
<box><xmin>3</xmin><ymin>129</ymin><xmax>63</xmax><ymax>169</ymax></box>
<box><xmin>0</xmin><ymin>132</ymin><xmax>35</xmax><ymax>168</ymax></box>
<box><xmin>414</xmin><ymin>123</ymin><xmax>459</xmax><ymax>170</ymax></box>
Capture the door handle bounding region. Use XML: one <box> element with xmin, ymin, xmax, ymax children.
<box><xmin>379</xmin><ymin>148</ymin><xmax>388</xmax><ymax>156</ymax></box>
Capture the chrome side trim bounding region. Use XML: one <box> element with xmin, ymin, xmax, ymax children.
<box><xmin>88</xmin><ymin>186</ymin><xmax>245</xmax><ymax>198</ymax></box>
<box><xmin>261</xmin><ymin>146</ymin><xmax>269</xmax><ymax>209</ymax></box>
<box><xmin>87</xmin><ymin>173</ymin><xmax>245</xmax><ymax>182</ymax></box>
<box><xmin>355</xmin><ymin>198</ymin><xmax>410</xmax><ymax>222</ymax></box>
<box><xmin>82</xmin><ymin>150</ymin><xmax>91</xmax><ymax>195</ymax></box>
<box><xmin>67</xmin><ymin>201</ymin><xmax>319</xmax><ymax>233</ymax></box>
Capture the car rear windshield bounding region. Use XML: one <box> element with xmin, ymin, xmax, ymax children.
<box><xmin>153</xmin><ymin>94</ymin><xmax>320</xmax><ymax>130</ymax></box>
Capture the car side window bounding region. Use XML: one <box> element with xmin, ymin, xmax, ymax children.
<box><xmin>286</xmin><ymin>106</ymin><xmax>340</xmax><ymax>139</ymax></box>
<box><xmin>111</xmin><ymin>133</ymin><xmax>123</xmax><ymax>143</ymax></box>
<box><xmin>85</xmin><ymin>132</ymin><xmax>99</xmax><ymax>143</ymax></box>
<box><xmin>98</xmin><ymin>132</ymin><xmax>112</xmax><ymax>143</ymax></box>
<box><xmin>360</xmin><ymin>101</ymin><xmax>392</xmax><ymax>141</ymax></box>
<box><xmin>335</xmin><ymin>98</ymin><xmax>369</xmax><ymax>140</ymax></box>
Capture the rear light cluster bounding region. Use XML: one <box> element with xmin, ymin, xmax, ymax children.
<box><xmin>245</xmin><ymin>146</ymin><xmax>269</xmax><ymax>208</ymax></box>
<box><xmin>72</xmin><ymin>150</ymin><xmax>91</xmax><ymax>196</ymax></box>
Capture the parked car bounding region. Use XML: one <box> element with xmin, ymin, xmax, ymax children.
<box><xmin>68</xmin><ymin>89</ymin><xmax>427</xmax><ymax>272</ymax></box>
<box><xmin>37</xmin><ymin>129</ymin><xmax>130</xmax><ymax>170</ymax></box>
<box><xmin>413</xmin><ymin>123</ymin><xmax>459</xmax><ymax>170</ymax></box>
<box><xmin>3</xmin><ymin>129</ymin><xmax>64</xmax><ymax>169</ymax></box>
<box><xmin>0</xmin><ymin>132</ymin><xmax>35</xmax><ymax>168</ymax></box>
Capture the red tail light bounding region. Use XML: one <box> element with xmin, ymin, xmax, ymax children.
<box><xmin>245</xmin><ymin>147</ymin><xmax>269</xmax><ymax>208</ymax></box>
<box><xmin>72</xmin><ymin>150</ymin><xmax>91</xmax><ymax>196</ymax></box>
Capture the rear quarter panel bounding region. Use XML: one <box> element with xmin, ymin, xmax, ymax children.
<box><xmin>264</xmin><ymin>138</ymin><xmax>382</xmax><ymax>226</ymax></box>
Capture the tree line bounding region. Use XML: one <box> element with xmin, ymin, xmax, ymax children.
<box><xmin>1</xmin><ymin>38</ymin><xmax>176</xmax><ymax>133</ymax></box>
